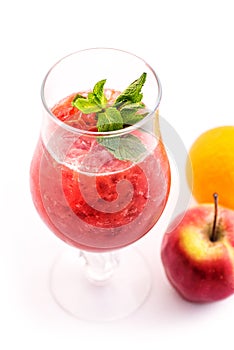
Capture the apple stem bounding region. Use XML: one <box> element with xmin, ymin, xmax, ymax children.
<box><xmin>210</xmin><ymin>193</ymin><xmax>219</xmax><ymax>242</ymax></box>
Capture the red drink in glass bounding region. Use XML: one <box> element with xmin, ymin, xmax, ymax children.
<box><xmin>30</xmin><ymin>91</ymin><xmax>170</xmax><ymax>252</ymax></box>
<box><xmin>29</xmin><ymin>48</ymin><xmax>171</xmax><ymax>321</ymax></box>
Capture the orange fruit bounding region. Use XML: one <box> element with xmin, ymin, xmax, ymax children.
<box><xmin>187</xmin><ymin>126</ymin><xmax>234</xmax><ymax>209</ymax></box>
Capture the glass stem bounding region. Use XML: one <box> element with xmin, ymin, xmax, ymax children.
<box><xmin>78</xmin><ymin>250</ymin><xmax>120</xmax><ymax>285</ymax></box>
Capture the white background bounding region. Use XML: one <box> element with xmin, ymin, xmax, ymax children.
<box><xmin>1</xmin><ymin>0</ymin><xmax>234</xmax><ymax>349</ymax></box>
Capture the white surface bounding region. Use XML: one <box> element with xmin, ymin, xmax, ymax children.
<box><xmin>1</xmin><ymin>0</ymin><xmax>234</xmax><ymax>349</ymax></box>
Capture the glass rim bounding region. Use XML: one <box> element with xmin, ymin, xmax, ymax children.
<box><xmin>41</xmin><ymin>47</ymin><xmax>162</xmax><ymax>136</ymax></box>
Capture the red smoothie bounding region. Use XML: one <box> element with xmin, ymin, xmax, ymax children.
<box><xmin>30</xmin><ymin>91</ymin><xmax>171</xmax><ymax>251</ymax></box>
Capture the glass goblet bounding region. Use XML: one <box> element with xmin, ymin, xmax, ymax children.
<box><xmin>30</xmin><ymin>48</ymin><xmax>171</xmax><ymax>321</ymax></box>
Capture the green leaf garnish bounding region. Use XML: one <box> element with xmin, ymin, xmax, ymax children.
<box><xmin>72</xmin><ymin>95</ymin><xmax>102</xmax><ymax>113</ymax></box>
<box><xmin>72</xmin><ymin>73</ymin><xmax>148</xmax><ymax>161</ymax></box>
<box><xmin>120</xmin><ymin>102</ymin><xmax>148</xmax><ymax>126</ymax></box>
<box><xmin>72</xmin><ymin>79</ymin><xmax>107</xmax><ymax>113</ymax></box>
<box><xmin>97</xmin><ymin>107</ymin><xmax>123</xmax><ymax>132</ymax></box>
<box><xmin>93</xmin><ymin>79</ymin><xmax>107</xmax><ymax>107</ymax></box>
<box><xmin>98</xmin><ymin>134</ymin><xmax>147</xmax><ymax>162</ymax></box>
<box><xmin>114</xmin><ymin>72</ymin><xmax>147</xmax><ymax>106</ymax></box>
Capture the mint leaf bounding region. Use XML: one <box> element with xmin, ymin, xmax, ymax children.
<box><xmin>97</xmin><ymin>136</ymin><xmax>121</xmax><ymax>152</ymax></box>
<box><xmin>113</xmin><ymin>135</ymin><xmax>147</xmax><ymax>162</ymax></box>
<box><xmin>72</xmin><ymin>79</ymin><xmax>107</xmax><ymax>113</ymax></box>
<box><xmin>114</xmin><ymin>72</ymin><xmax>147</xmax><ymax>106</ymax></box>
<box><xmin>120</xmin><ymin>102</ymin><xmax>148</xmax><ymax>125</ymax></box>
<box><xmin>93</xmin><ymin>79</ymin><xmax>107</xmax><ymax>106</ymax></box>
<box><xmin>98</xmin><ymin>134</ymin><xmax>147</xmax><ymax>162</ymax></box>
<box><xmin>97</xmin><ymin>107</ymin><xmax>123</xmax><ymax>132</ymax></box>
<box><xmin>72</xmin><ymin>95</ymin><xmax>102</xmax><ymax>113</ymax></box>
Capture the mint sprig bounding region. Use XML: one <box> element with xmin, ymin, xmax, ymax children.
<box><xmin>72</xmin><ymin>73</ymin><xmax>149</xmax><ymax>162</ymax></box>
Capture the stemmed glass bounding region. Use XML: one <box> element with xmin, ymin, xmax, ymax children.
<box><xmin>30</xmin><ymin>48</ymin><xmax>171</xmax><ymax>321</ymax></box>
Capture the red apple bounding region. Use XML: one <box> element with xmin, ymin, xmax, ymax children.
<box><xmin>161</xmin><ymin>194</ymin><xmax>234</xmax><ymax>302</ymax></box>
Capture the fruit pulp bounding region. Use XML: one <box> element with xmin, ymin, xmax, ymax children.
<box><xmin>30</xmin><ymin>91</ymin><xmax>171</xmax><ymax>252</ymax></box>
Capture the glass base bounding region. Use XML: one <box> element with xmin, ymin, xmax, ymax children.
<box><xmin>49</xmin><ymin>246</ymin><xmax>152</xmax><ymax>322</ymax></box>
